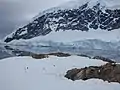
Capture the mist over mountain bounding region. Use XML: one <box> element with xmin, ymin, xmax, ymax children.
<box><xmin>0</xmin><ymin>0</ymin><xmax>69</xmax><ymax>39</ymax></box>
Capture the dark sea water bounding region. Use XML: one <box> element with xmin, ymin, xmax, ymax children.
<box><xmin>0</xmin><ymin>44</ymin><xmax>120</xmax><ymax>63</ymax></box>
<box><xmin>0</xmin><ymin>46</ymin><xmax>13</xmax><ymax>59</ymax></box>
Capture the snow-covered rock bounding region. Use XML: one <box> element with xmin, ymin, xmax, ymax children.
<box><xmin>0</xmin><ymin>56</ymin><xmax>120</xmax><ymax>90</ymax></box>
<box><xmin>4</xmin><ymin>0</ymin><xmax>120</xmax><ymax>43</ymax></box>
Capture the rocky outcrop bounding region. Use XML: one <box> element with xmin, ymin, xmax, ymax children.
<box><xmin>32</xmin><ymin>54</ymin><xmax>49</xmax><ymax>59</ymax></box>
<box><xmin>65</xmin><ymin>63</ymin><xmax>120</xmax><ymax>83</ymax></box>
<box><xmin>77</xmin><ymin>54</ymin><xmax>115</xmax><ymax>63</ymax></box>
<box><xmin>77</xmin><ymin>54</ymin><xmax>91</xmax><ymax>59</ymax></box>
<box><xmin>48</xmin><ymin>52</ymin><xmax>71</xmax><ymax>57</ymax></box>
<box><xmin>93</xmin><ymin>56</ymin><xmax>115</xmax><ymax>63</ymax></box>
<box><xmin>32</xmin><ymin>52</ymin><xmax>71</xmax><ymax>59</ymax></box>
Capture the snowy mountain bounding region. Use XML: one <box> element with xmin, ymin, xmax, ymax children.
<box><xmin>0</xmin><ymin>55</ymin><xmax>120</xmax><ymax>90</ymax></box>
<box><xmin>4</xmin><ymin>0</ymin><xmax>120</xmax><ymax>43</ymax></box>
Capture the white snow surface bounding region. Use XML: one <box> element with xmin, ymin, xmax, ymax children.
<box><xmin>7</xmin><ymin>29</ymin><xmax>120</xmax><ymax>46</ymax></box>
<box><xmin>0</xmin><ymin>56</ymin><xmax>120</xmax><ymax>90</ymax></box>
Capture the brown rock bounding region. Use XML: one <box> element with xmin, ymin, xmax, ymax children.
<box><xmin>74</xmin><ymin>69</ymin><xmax>86</xmax><ymax>80</ymax></box>
<box><xmin>32</xmin><ymin>54</ymin><xmax>49</xmax><ymax>59</ymax></box>
<box><xmin>85</xmin><ymin>67</ymin><xmax>99</xmax><ymax>79</ymax></box>
<box><xmin>65</xmin><ymin>63</ymin><xmax>120</xmax><ymax>83</ymax></box>
<box><xmin>31</xmin><ymin>52</ymin><xmax>71</xmax><ymax>59</ymax></box>
<box><xmin>65</xmin><ymin>68</ymin><xmax>81</xmax><ymax>81</ymax></box>
<box><xmin>93</xmin><ymin>56</ymin><xmax>115</xmax><ymax>63</ymax></box>
<box><xmin>49</xmin><ymin>52</ymin><xmax>71</xmax><ymax>57</ymax></box>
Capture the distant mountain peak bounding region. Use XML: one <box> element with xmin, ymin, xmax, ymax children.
<box><xmin>4</xmin><ymin>0</ymin><xmax>120</xmax><ymax>43</ymax></box>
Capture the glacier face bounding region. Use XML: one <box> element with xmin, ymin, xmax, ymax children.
<box><xmin>4</xmin><ymin>0</ymin><xmax>120</xmax><ymax>43</ymax></box>
<box><xmin>3</xmin><ymin>39</ymin><xmax>120</xmax><ymax>62</ymax></box>
<box><xmin>5</xmin><ymin>38</ymin><xmax>120</xmax><ymax>51</ymax></box>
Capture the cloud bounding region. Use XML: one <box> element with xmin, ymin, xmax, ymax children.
<box><xmin>0</xmin><ymin>0</ymin><xmax>70</xmax><ymax>39</ymax></box>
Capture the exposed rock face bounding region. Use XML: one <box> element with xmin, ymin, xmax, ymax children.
<box><xmin>65</xmin><ymin>63</ymin><xmax>120</xmax><ymax>83</ymax></box>
<box><xmin>32</xmin><ymin>52</ymin><xmax>71</xmax><ymax>59</ymax></box>
<box><xmin>32</xmin><ymin>54</ymin><xmax>49</xmax><ymax>59</ymax></box>
<box><xmin>93</xmin><ymin>56</ymin><xmax>115</xmax><ymax>63</ymax></box>
<box><xmin>77</xmin><ymin>54</ymin><xmax>91</xmax><ymax>59</ymax></box>
<box><xmin>4</xmin><ymin>1</ymin><xmax>120</xmax><ymax>42</ymax></box>
<box><xmin>48</xmin><ymin>52</ymin><xmax>71</xmax><ymax>57</ymax></box>
<box><xmin>64</xmin><ymin>68</ymin><xmax>81</xmax><ymax>80</ymax></box>
<box><xmin>77</xmin><ymin>54</ymin><xmax>115</xmax><ymax>63</ymax></box>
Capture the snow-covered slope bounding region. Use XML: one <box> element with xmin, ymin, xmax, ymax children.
<box><xmin>5</xmin><ymin>30</ymin><xmax>120</xmax><ymax>52</ymax></box>
<box><xmin>4</xmin><ymin>0</ymin><xmax>120</xmax><ymax>43</ymax></box>
<box><xmin>6</xmin><ymin>29</ymin><xmax>120</xmax><ymax>47</ymax></box>
<box><xmin>7</xmin><ymin>29</ymin><xmax>120</xmax><ymax>44</ymax></box>
<box><xmin>0</xmin><ymin>56</ymin><xmax>120</xmax><ymax>90</ymax></box>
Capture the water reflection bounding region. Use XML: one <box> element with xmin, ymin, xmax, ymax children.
<box><xmin>3</xmin><ymin>45</ymin><xmax>120</xmax><ymax>63</ymax></box>
<box><xmin>0</xmin><ymin>45</ymin><xmax>13</xmax><ymax>59</ymax></box>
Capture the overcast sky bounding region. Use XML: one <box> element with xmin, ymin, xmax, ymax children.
<box><xmin>0</xmin><ymin>0</ymin><xmax>70</xmax><ymax>39</ymax></box>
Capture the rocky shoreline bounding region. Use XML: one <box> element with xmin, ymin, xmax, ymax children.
<box><xmin>31</xmin><ymin>52</ymin><xmax>115</xmax><ymax>63</ymax></box>
<box><xmin>65</xmin><ymin>63</ymin><xmax>120</xmax><ymax>83</ymax></box>
<box><xmin>32</xmin><ymin>52</ymin><xmax>120</xmax><ymax>84</ymax></box>
<box><xmin>31</xmin><ymin>52</ymin><xmax>71</xmax><ymax>59</ymax></box>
